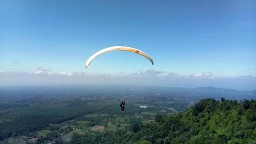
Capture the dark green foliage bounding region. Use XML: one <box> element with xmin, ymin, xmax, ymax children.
<box><xmin>192</xmin><ymin>98</ymin><xmax>218</xmax><ymax>116</ymax></box>
<box><xmin>243</xmin><ymin>100</ymin><xmax>251</xmax><ymax>110</ymax></box>
<box><xmin>221</xmin><ymin>97</ymin><xmax>226</xmax><ymax>102</ymax></box>
<box><xmin>70</xmin><ymin>133</ymin><xmax>81</xmax><ymax>144</ymax></box>
<box><xmin>131</xmin><ymin>123</ymin><xmax>142</xmax><ymax>133</ymax></box>
<box><xmin>130</xmin><ymin>99</ymin><xmax>256</xmax><ymax>144</ymax></box>
<box><xmin>70</xmin><ymin>99</ymin><xmax>256</xmax><ymax>144</ymax></box>
<box><xmin>155</xmin><ymin>115</ymin><xmax>163</xmax><ymax>123</ymax></box>
<box><xmin>55</xmin><ymin>139</ymin><xmax>64</xmax><ymax>144</ymax></box>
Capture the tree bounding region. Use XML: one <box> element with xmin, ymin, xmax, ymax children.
<box><xmin>131</xmin><ymin>123</ymin><xmax>142</xmax><ymax>133</ymax></box>
<box><xmin>70</xmin><ymin>133</ymin><xmax>81</xmax><ymax>144</ymax></box>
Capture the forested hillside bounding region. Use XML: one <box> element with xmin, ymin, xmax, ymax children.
<box><xmin>70</xmin><ymin>98</ymin><xmax>256</xmax><ymax>144</ymax></box>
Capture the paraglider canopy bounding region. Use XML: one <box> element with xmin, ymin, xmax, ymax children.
<box><xmin>85</xmin><ymin>46</ymin><xmax>154</xmax><ymax>111</ymax></box>
<box><xmin>85</xmin><ymin>46</ymin><xmax>154</xmax><ymax>68</ymax></box>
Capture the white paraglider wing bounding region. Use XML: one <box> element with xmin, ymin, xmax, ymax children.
<box><xmin>85</xmin><ymin>46</ymin><xmax>154</xmax><ymax>68</ymax></box>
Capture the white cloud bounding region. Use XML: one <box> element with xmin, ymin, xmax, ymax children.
<box><xmin>189</xmin><ymin>72</ymin><xmax>213</xmax><ymax>78</ymax></box>
<box><xmin>168</xmin><ymin>72</ymin><xmax>179</xmax><ymax>76</ymax></box>
<box><xmin>35</xmin><ymin>67</ymin><xmax>52</xmax><ymax>75</ymax></box>
<box><xmin>58</xmin><ymin>72</ymin><xmax>73</xmax><ymax>76</ymax></box>
<box><xmin>0</xmin><ymin>69</ymin><xmax>255</xmax><ymax>90</ymax></box>
<box><xmin>131</xmin><ymin>69</ymin><xmax>161</xmax><ymax>76</ymax></box>
<box><xmin>8</xmin><ymin>69</ymin><xmax>16</xmax><ymax>72</ymax></box>
<box><xmin>241</xmin><ymin>68</ymin><xmax>256</xmax><ymax>77</ymax></box>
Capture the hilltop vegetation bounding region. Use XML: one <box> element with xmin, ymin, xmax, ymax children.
<box><xmin>70</xmin><ymin>98</ymin><xmax>256</xmax><ymax>144</ymax></box>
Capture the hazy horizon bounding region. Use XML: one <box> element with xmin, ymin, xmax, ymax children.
<box><xmin>0</xmin><ymin>70</ymin><xmax>255</xmax><ymax>91</ymax></box>
<box><xmin>1</xmin><ymin>0</ymin><xmax>255</xmax><ymax>90</ymax></box>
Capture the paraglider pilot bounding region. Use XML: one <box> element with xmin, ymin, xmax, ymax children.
<box><xmin>119</xmin><ymin>100</ymin><xmax>125</xmax><ymax>111</ymax></box>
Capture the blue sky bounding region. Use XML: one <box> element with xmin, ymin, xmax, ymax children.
<box><xmin>0</xmin><ymin>0</ymin><xmax>256</xmax><ymax>90</ymax></box>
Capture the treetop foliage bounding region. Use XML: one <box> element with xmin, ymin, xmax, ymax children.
<box><xmin>71</xmin><ymin>98</ymin><xmax>256</xmax><ymax>144</ymax></box>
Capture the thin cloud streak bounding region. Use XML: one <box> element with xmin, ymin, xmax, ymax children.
<box><xmin>0</xmin><ymin>69</ymin><xmax>256</xmax><ymax>90</ymax></box>
<box><xmin>189</xmin><ymin>72</ymin><xmax>213</xmax><ymax>78</ymax></box>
